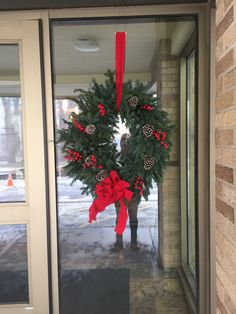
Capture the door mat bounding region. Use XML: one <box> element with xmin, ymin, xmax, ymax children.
<box><xmin>0</xmin><ymin>270</ymin><xmax>28</xmax><ymax>303</ymax></box>
<box><xmin>60</xmin><ymin>268</ymin><xmax>129</xmax><ymax>314</ymax></box>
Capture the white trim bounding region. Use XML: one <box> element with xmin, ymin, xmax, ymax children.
<box><xmin>41</xmin><ymin>11</ymin><xmax>60</xmax><ymax>314</ymax></box>
<box><xmin>0</xmin><ymin>20</ymin><xmax>50</xmax><ymax>314</ymax></box>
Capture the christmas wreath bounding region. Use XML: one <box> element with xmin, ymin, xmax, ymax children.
<box><xmin>57</xmin><ymin>70</ymin><xmax>174</xmax><ymax>234</ymax></box>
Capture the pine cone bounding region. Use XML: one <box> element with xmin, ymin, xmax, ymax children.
<box><xmin>85</xmin><ymin>124</ymin><xmax>96</xmax><ymax>134</ymax></box>
<box><xmin>128</xmin><ymin>96</ymin><xmax>138</xmax><ymax>109</ymax></box>
<box><xmin>143</xmin><ymin>124</ymin><xmax>154</xmax><ymax>137</ymax></box>
<box><xmin>85</xmin><ymin>155</ymin><xmax>96</xmax><ymax>167</ymax></box>
<box><xmin>144</xmin><ymin>156</ymin><xmax>155</xmax><ymax>170</ymax></box>
<box><xmin>96</xmin><ymin>169</ymin><xmax>109</xmax><ymax>181</ymax></box>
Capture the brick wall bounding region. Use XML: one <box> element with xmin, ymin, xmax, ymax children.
<box><xmin>215</xmin><ymin>0</ymin><xmax>236</xmax><ymax>312</ymax></box>
<box><xmin>155</xmin><ymin>39</ymin><xmax>181</xmax><ymax>269</ymax></box>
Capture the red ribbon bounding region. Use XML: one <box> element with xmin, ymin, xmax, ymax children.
<box><xmin>115</xmin><ymin>32</ymin><xmax>126</xmax><ymax>112</ymax></box>
<box><xmin>89</xmin><ymin>170</ymin><xmax>133</xmax><ymax>235</ymax></box>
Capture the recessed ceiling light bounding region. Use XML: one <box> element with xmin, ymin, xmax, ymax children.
<box><xmin>74</xmin><ymin>38</ymin><xmax>100</xmax><ymax>52</ymax></box>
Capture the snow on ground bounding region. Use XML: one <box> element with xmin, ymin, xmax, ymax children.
<box><xmin>0</xmin><ymin>179</ymin><xmax>25</xmax><ymax>202</ymax></box>
<box><xmin>0</xmin><ymin>176</ymin><xmax>158</xmax><ymax>267</ymax></box>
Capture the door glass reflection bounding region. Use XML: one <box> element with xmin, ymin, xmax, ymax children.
<box><xmin>187</xmin><ymin>50</ymin><xmax>196</xmax><ymax>275</ymax></box>
<box><xmin>0</xmin><ymin>224</ymin><xmax>29</xmax><ymax>303</ymax></box>
<box><xmin>0</xmin><ymin>45</ymin><xmax>25</xmax><ymax>202</ymax></box>
<box><xmin>52</xmin><ymin>18</ymin><xmax>196</xmax><ymax>314</ymax></box>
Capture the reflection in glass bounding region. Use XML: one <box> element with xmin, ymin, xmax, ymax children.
<box><xmin>0</xmin><ymin>45</ymin><xmax>25</xmax><ymax>202</ymax></box>
<box><xmin>52</xmin><ymin>18</ymin><xmax>196</xmax><ymax>314</ymax></box>
<box><xmin>187</xmin><ymin>50</ymin><xmax>196</xmax><ymax>275</ymax></box>
<box><xmin>0</xmin><ymin>224</ymin><xmax>29</xmax><ymax>303</ymax></box>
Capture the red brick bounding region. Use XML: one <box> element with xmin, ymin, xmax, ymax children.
<box><xmin>216</xmin><ymin>37</ymin><xmax>224</xmax><ymax>61</ymax></box>
<box><xmin>216</xmin><ymin>49</ymin><xmax>234</xmax><ymax>76</ymax></box>
<box><xmin>224</xmin><ymin>66</ymin><xmax>236</xmax><ymax>90</ymax></box>
<box><xmin>216</xmin><ymin>6</ymin><xmax>234</xmax><ymax>40</ymax></box>
<box><xmin>224</xmin><ymin>0</ymin><xmax>233</xmax><ymax>11</ymax></box>
<box><xmin>216</xmin><ymin>129</ymin><xmax>234</xmax><ymax>145</ymax></box>
<box><xmin>222</xmin><ymin>108</ymin><xmax>236</xmax><ymax>127</ymax></box>
<box><xmin>217</xmin><ymin>295</ymin><xmax>228</xmax><ymax>314</ymax></box>
<box><xmin>216</xmin><ymin>180</ymin><xmax>223</xmax><ymax>197</ymax></box>
<box><xmin>216</xmin><ymin>197</ymin><xmax>235</xmax><ymax>223</ymax></box>
<box><xmin>216</xmin><ymin>0</ymin><xmax>224</xmax><ymax>25</ymax></box>
<box><xmin>216</xmin><ymin>89</ymin><xmax>234</xmax><ymax>112</ymax></box>
<box><xmin>224</xmin><ymin>290</ymin><xmax>236</xmax><ymax>313</ymax></box>
<box><xmin>216</xmin><ymin>164</ymin><xmax>234</xmax><ymax>183</ymax></box>
<box><xmin>224</xmin><ymin>22</ymin><xmax>236</xmax><ymax>51</ymax></box>
<box><xmin>216</xmin><ymin>76</ymin><xmax>224</xmax><ymax>95</ymax></box>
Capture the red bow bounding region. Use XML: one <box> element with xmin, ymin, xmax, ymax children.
<box><xmin>89</xmin><ymin>170</ymin><xmax>133</xmax><ymax>235</ymax></box>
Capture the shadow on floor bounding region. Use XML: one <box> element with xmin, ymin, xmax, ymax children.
<box><xmin>60</xmin><ymin>268</ymin><xmax>129</xmax><ymax>314</ymax></box>
<box><xmin>58</xmin><ymin>226</ymin><xmax>191</xmax><ymax>314</ymax></box>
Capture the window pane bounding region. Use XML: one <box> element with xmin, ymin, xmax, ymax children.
<box><xmin>0</xmin><ymin>224</ymin><xmax>29</xmax><ymax>303</ymax></box>
<box><xmin>52</xmin><ymin>18</ymin><xmax>196</xmax><ymax>314</ymax></box>
<box><xmin>0</xmin><ymin>45</ymin><xmax>25</xmax><ymax>202</ymax></box>
<box><xmin>187</xmin><ymin>50</ymin><xmax>196</xmax><ymax>274</ymax></box>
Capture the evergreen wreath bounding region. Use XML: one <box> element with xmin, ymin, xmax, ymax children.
<box><xmin>57</xmin><ymin>70</ymin><xmax>174</xmax><ymax>202</ymax></box>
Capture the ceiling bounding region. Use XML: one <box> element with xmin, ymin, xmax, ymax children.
<box><xmin>52</xmin><ymin>21</ymin><xmax>177</xmax><ymax>76</ymax></box>
<box><xmin>0</xmin><ymin>19</ymin><xmax>195</xmax><ymax>96</ymax></box>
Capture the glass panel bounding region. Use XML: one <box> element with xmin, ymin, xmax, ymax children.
<box><xmin>187</xmin><ymin>50</ymin><xmax>196</xmax><ymax>275</ymax></box>
<box><xmin>0</xmin><ymin>45</ymin><xmax>25</xmax><ymax>202</ymax></box>
<box><xmin>52</xmin><ymin>18</ymin><xmax>197</xmax><ymax>314</ymax></box>
<box><xmin>0</xmin><ymin>224</ymin><xmax>29</xmax><ymax>303</ymax></box>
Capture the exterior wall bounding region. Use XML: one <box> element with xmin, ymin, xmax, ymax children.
<box><xmin>215</xmin><ymin>0</ymin><xmax>236</xmax><ymax>312</ymax></box>
<box><xmin>155</xmin><ymin>39</ymin><xmax>181</xmax><ymax>269</ymax></box>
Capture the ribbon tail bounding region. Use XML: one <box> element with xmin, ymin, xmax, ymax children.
<box><xmin>115</xmin><ymin>32</ymin><xmax>126</xmax><ymax>112</ymax></box>
<box><xmin>88</xmin><ymin>201</ymin><xmax>98</xmax><ymax>223</ymax></box>
<box><xmin>114</xmin><ymin>199</ymin><xmax>128</xmax><ymax>235</ymax></box>
<box><xmin>88</xmin><ymin>198</ymin><xmax>106</xmax><ymax>223</ymax></box>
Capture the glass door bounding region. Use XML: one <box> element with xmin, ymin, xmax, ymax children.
<box><xmin>0</xmin><ymin>20</ymin><xmax>50</xmax><ymax>313</ymax></box>
<box><xmin>180</xmin><ymin>32</ymin><xmax>198</xmax><ymax>304</ymax></box>
<box><xmin>50</xmin><ymin>16</ymin><xmax>197</xmax><ymax>314</ymax></box>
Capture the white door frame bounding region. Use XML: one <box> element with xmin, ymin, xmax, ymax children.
<box><xmin>43</xmin><ymin>5</ymin><xmax>213</xmax><ymax>314</ymax></box>
<box><xmin>0</xmin><ymin>19</ymin><xmax>50</xmax><ymax>314</ymax></box>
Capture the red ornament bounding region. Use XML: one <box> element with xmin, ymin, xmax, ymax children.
<box><xmin>84</xmin><ymin>154</ymin><xmax>97</xmax><ymax>168</ymax></box>
<box><xmin>161</xmin><ymin>132</ymin><xmax>167</xmax><ymax>140</ymax></box>
<box><xmin>152</xmin><ymin>131</ymin><xmax>160</xmax><ymax>140</ymax></box>
<box><xmin>98</xmin><ymin>103</ymin><xmax>106</xmax><ymax>117</ymax></box>
<box><xmin>72</xmin><ymin>118</ymin><xmax>86</xmax><ymax>133</ymax></box>
<box><xmin>64</xmin><ymin>149</ymin><xmax>82</xmax><ymax>162</ymax></box>
<box><xmin>141</xmin><ymin>104</ymin><xmax>153</xmax><ymax>111</ymax></box>
<box><xmin>152</xmin><ymin>130</ymin><xmax>169</xmax><ymax>149</ymax></box>
<box><xmin>134</xmin><ymin>176</ymin><xmax>144</xmax><ymax>195</ymax></box>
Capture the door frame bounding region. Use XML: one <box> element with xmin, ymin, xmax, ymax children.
<box><xmin>45</xmin><ymin>5</ymin><xmax>214</xmax><ymax>314</ymax></box>
<box><xmin>0</xmin><ymin>19</ymin><xmax>50</xmax><ymax>314</ymax></box>
<box><xmin>0</xmin><ymin>4</ymin><xmax>216</xmax><ymax>314</ymax></box>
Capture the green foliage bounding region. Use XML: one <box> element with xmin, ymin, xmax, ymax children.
<box><xmin>57</xmin><ymin>70</ymin><xmax>174</xmax><ymax>199</ymax></box>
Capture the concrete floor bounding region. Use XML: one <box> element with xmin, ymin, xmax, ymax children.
<box><xmin>58</xmin><ymin>216</ymin><xmax>191</xmax><ymax>313</ymax></box>
<box><xmin>0</xmin><ymin>193</ymin><xmax>191</xmax><ymax>313</ymax></box>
